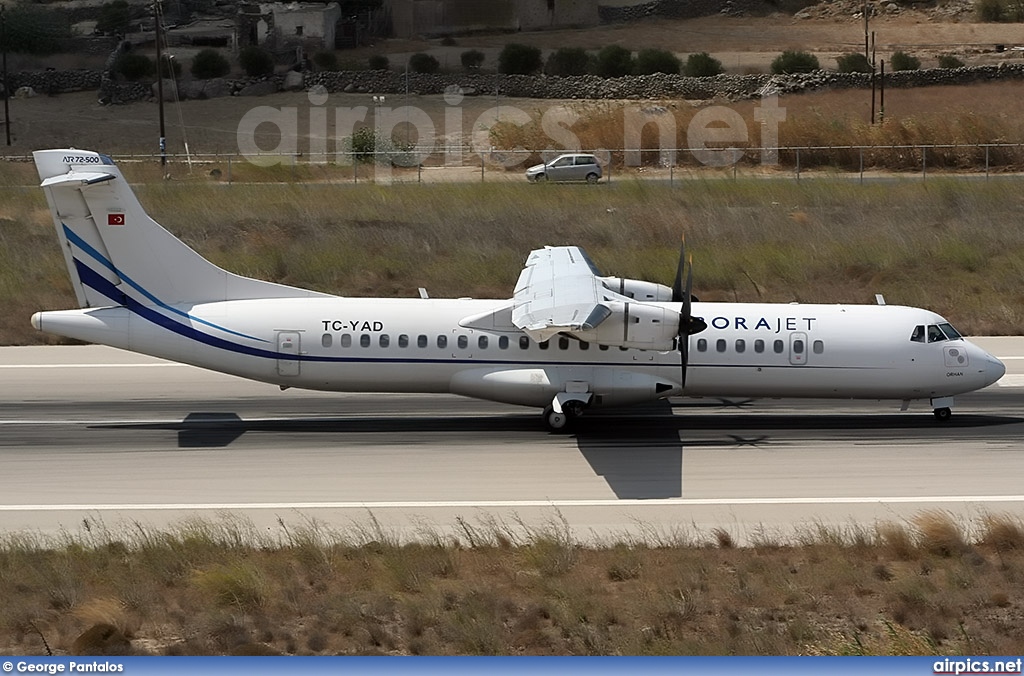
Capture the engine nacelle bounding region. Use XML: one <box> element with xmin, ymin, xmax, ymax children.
<box><xmin>569</xmin><ymin>301</ymin><xmax>678</xmax><ymax>350</ymax></box>
<box><xmin>599</xmin><ymin>277</ymin><xmax>673</xmax><ymax>302</ymax></box>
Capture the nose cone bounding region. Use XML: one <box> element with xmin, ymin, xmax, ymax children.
<box><xmin>31</xmin><ymin>312</ymin><xmax>42</xmax><ymax>331</ymax></box>
<box><xmin>983</xmin><ymin>353</ymin><xmax>1007</xmax><ymax>388</ymax></box>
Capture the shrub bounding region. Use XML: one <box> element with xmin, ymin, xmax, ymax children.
<box><xmin>684</xmin><ymin>52</ymin><xmax>724</xmax><ymax>77</ymax></box>
<box><xmin>545</xmin><ymin>47</ymin><xmax>589</xmax><ymax>76</ymax></box>
<box><xmin>114</xmin><ymin>52</ymin><xmax>154</xmax><ymax>81</ymax></box>
<box><xmin>634</xmin><ymin>48</ymin><xmax>681</xmax><ymax>75</ymax></box>
<box><xmin>158</xmin><ymin>56</ymin><xmax>182</xmax><ymax>79</ymax></box>
<box><xmin>890</xmin><ymin>50</ymin><xmax>921</xmax><ymax>71</ymax></box>
<box><xmin>367</xmin><ymin>54</ymin><xmax>389</xmax><ymax>70</ymax></box>
<box><xmin>347</xmin><ymin>126</ymin><xmax>395</xmax><ymax>164</ymax></box>
<box><xmin>836</xmin><ymin>52</ymin><xmax>872</xmax><ymax>73</ymax></box>
<box><xmin>498</xmin><ymin>43</ymin><xmax>543</xmax><ymax>75</ymax></box>
<box><xmin>0</xmin><ymin>5</ymin><xmax>70</xmax><ymax>54</ymax></box>
<box><xmin>938</xmin><ymin>54</ymin><xmax>965</xmax><ymax>68</ymax></box>
<box><xmin>460</xmin><ymin>49</ymin><xmax>485</xmax><ymax>71</ymax></box>
<box><xmin>239</xmin><ymin>46</ymin><xmax>274</xmax><ymax>77</ymax></box>
<box><xmin>595</xmin><ymin>44</ymin><xmax>634</xmax><ymax>78</ymax></box>
<box><xmin>976</xmin><ymin>0</ymin><xmax>1005</xmax><ymax>21</ymax></box>
<box><xmin>770</xmin><ymin>50</ymin><xmax>819</xmax><ymax>74</ymax></box>
<box><xmin>409</xmin><ymin>52</ymin><xmax>440</xmax><ymax>74</ymax></box>
<box><xmin>190</xmin><ymin>49</ymin><xmax>230</xmax><ymax>79</ymax></box>
<box><xmin>96</xmin><ymin>0</ymin><xmax>132</xmax><ymax>36</ymax></box>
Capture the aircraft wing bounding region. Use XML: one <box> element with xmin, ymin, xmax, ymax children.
<box><xmin>511</xmin><ymin>246</ymin><xmax>619</xmax><ymax>343</ymax></box>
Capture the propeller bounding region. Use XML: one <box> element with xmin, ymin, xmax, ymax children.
<box><xmin>672</xmin><ymin>237</ymin><xmax>707</xmax><ymax>389</ymax></box>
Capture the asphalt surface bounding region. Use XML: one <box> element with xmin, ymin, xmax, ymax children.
<box><xmin>2</xmin><ymin>342</ymin><xmax>1022</xmax><ymax>543</ymax></box>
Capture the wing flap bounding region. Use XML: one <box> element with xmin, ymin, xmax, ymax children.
<box><xmin>512</xmin><ymin>246</ymin><xmax>622</xmax><ymax>342</ymax></box>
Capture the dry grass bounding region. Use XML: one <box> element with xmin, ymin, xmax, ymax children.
<box><xmin>490</xmin><ymin>84</ymin><xmax>1024</xmax><ymax>171</ymax></box>
<box><xmin>3</xmin><ymin>513</ymin><xmax>1024</xmax><ymax>655</ymax></box>
<box><xmin>3</xmin><ymin>174</ymin><xmax>1024</xmax><ymax>345</ymax></box>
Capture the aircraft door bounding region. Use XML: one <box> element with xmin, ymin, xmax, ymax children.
<box><xmin>789</xmin><ymin>332</ymin><xmax>807</xmax><ymax>365</ymax></box>
<box><xmin>277</xmin><ymin>331</ymin><xmax>301</xmax><ymax>376</ymax></box>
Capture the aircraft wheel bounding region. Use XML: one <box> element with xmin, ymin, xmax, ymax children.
<box><xmin>543</xmin><ymin>406</ymin><xmax>570</xmax><ymax>433</ymax></box>
<box><xmin>933</xmin><ymin>407</ymin><xmax>952</xmax><ymax>422</ymax></box>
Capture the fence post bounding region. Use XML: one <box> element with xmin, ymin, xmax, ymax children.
<box><xmin>418</xmin><ymin>163</ymin><xmax>422</xmax><ymax>183</ymax></box>
<box><xmin>859</xmin><ymin>148</ymin><xmax>863</xmax><ymax>185</ymax></box>
<box><xmin>227</xmin><ymin>156</ymin><xmax>232</xmax><ymax>185</ymax></box>
<box><xmin>481</xmin><ymin>155</ymin><xmax>485</xmax><ymax>183</ymax></box>
<box><xmin>354</xmin><ymin>156</ymin><xmax>358</xmax><ymax>184</ymax></box>
<box><xmin>922</xmin><ymin>146</ymin><xmax>926</xmax><ymax>181</ymax></box>
<box><xmin>795</xmin><ymin>148</ymin><xmax>801</xmax><ymax>181</ymax></box>
<box><xmin>985</xmin><ymin>145</ymin><xmax>989</xmax><ymax>179</ymax></box>
<box><xmin>669</xmin><ymin>162</ymin><xmax>673</xmax><ymax>186</ymax></box>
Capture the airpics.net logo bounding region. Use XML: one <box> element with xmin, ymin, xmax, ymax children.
<box><xmin>235</xmin><ymin>85</ymin><xmax>787</xmax><ymax>176</ymax></box>
<box><xmin>934</xmin><ymin>659</ymin><xmax>1024</xmax><ymax>675</ymax></box>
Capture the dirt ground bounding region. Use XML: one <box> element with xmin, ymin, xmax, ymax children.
<box><xmin>4</xmin><ymin>13</ymin><xmax>1024</xmax><ymax>159</ymax></box>
<box><xmin>368</xmin><ymin>14</ymin><xmax>1024</xmax><ymax>72</ymax></box>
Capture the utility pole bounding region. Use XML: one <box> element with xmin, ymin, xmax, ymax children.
<box><xmin>2</xmin><ymin>4</ymin><xmax>12</xmax><ymax>146</ymax></box>
<box><xmin>154</xmin><ymin>0</ymin><xmax>166</xmax><ymax>170</ymax></box>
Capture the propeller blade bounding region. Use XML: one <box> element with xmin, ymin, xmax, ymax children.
<box><xmin>677</xmin><ymin>249</ymin><xmax>706</xmax><ymax>390</ymax></box>
<box><xmin>671</xmin><ymin>236</ymin><xmax>686</xmax><ymax>304</ymax></box>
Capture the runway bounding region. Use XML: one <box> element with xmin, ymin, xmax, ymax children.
<box><xmin>2</xmin><ymin>341</ymin><xmax>1023</xmax><ymax>543</ymax></box>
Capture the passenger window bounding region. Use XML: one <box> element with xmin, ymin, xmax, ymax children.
<box><xmin>360</xmin><ymin>334</ymin><xmax>371</xmax><ymax>348</ymax></box>
<box><xmin>793</xmin><ymin>339</ymin><xmax>804</xmax><ymax>354</ymax></box>
<box><xmin>457</xmin><ymin>335</ymin><xmax>468</xmax><ymax>349</ymax></box>
<box><xmin>927</xmin><ymin>325</ymin><xmax>946</xmax><ymax>343</ymax></box>
<box><xmin>519</xmin><ymin>336</ymin><xmax>530</xmax><ymax>349</ymax></box>
<box><xmin>539</xmin><ymin>340</ymin><xmax>550</xmax><ymax>350</ymax></box>
<box><xmin>773</xmin><ymin>339</ymin><xmax>784</xmax><ymax>354</ymax></box>
<box><xmin>499</xmin><ymin>336</ymin><xmax>509</xmax><ymax>349</ymax></box>
<box><xmin>910</xmin><ymin>325</ymin><xmax>925</xmax><ymax>343</ymax></box>
<box><xmin>813</xmin><ymin>340</ymin><xmax>824</xmax><ymax>354</ymax></box>
<box><xmin>398</xmin><ymin>334</ymin><xmax>409</xmax><ymax>348</ymax></box>
<box><xmin>558</xmin><ymin>337</ymin><xmax>569</xmax><ymax>350</ymax></box>
<box><xmin>478</xmin><ymin>336</ymin><xmax>488</xmax><ymax>349</ymax></box>
<box><xmin>579</xmin><ymin>341</ymin><xmax>589</xmax><ymax>350</ymax></box>
<box><xmin>735</xmin><ymin>339</ymin><xmax>745</xmax><ymax>353</ymax></box>
<box><xmin>341</xmin><ymin>334</ymin><xmax>352</xmax><ymax>348</ymax></box>
<box><xmin>754</xmin><ymin>339</ymin><xmax>764</xmax><ymax>353</ymax></box>
<box><xmin>379</xmin><ymin>334</ymin><xmax>389</xmax><ymax>348</ymax></box>
<box><xmin>321</xmin><ymin>333</ymin><xmax>333</xmax><ymax>348</ymax></box>
<box><xmin>437</xmin><ymin>335</ymin><xmax>447</xmax><ymax>349</ymax></box>
<box><xmin>697</xmin><ymin>338</ymin><xmax>707</xmax><ymax>352</ymax></box>
<box><xmin>417</xmin><ymin>334</ymin><xmax>427</xmax><ymax>348</ymax></box>
<box><xmin>716</xmin><ymin>339</ymin><xmax>727</xmax><ymax>353</ymax></box>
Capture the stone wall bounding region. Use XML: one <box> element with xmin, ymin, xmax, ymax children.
<box><xmin>9</xmin><ymin>63</ymin><xmax>1024</xmax><ymax>104</ymax></box>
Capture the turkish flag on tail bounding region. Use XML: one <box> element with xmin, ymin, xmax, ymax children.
<box><xmin>108</xmin><ymin>213</ymin><xmax>125</xmax><ymax>226</ymax></box>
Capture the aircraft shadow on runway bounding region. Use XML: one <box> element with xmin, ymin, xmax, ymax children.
<box><xmin>95</xmin><ymin>404</ymin><xmax>1024</xmax><ymax>501</ymax></box>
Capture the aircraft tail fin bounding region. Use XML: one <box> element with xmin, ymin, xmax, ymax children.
<box><xmin>34</xmin><ymin>149</ymin><xmax>329</xmax><ymax>309</ymax></box>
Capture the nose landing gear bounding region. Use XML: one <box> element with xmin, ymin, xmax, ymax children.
<box><xmin>931</xmin><ymin>396</ymin><xmax>954</xmax><ymax>422</ymax></box>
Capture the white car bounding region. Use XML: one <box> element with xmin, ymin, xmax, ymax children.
<box><xmin>525</xmin><ymin>153</ymin><xmax>603</xmax><ymax>183</ymax></box>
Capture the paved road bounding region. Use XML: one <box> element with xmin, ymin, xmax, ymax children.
<box><xmin>1</xmin><ymin>342</ymin><xmax>1022</xmax><ymax>543</ymax></box>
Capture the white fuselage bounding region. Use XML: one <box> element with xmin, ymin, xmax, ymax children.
<box><xmin>33</xmin><ymin>297</ymin><xmax>1006</xmax><ymax>410</ymax></box>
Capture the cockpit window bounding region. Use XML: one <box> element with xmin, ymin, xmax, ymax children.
<box><xmin>938</xmin><ymin>323</ymin><xmax>962</xmax><ymax>340</ymax></box>
<box><xmin>927</xmin><ymin>325</ymin><xmax>946</xmax><ymax>343</ymax></box>
<box><xmin>910</xmin><ymin>325</ymin><xmax>925</xmax><ymax>343</ymax></box>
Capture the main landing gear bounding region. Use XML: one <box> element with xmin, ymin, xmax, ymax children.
<box><xmin>542</xmin><ymin>398</ymin><xmax>588</xmax><ymax>432</ymax></box>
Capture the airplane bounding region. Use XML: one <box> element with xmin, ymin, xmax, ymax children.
<box><xmin>30</xmin><ymin>149</ymin><xmax>1006</xmax><ymax>431</ymax></box>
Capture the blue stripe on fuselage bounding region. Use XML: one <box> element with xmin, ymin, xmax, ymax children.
<box><xmin>62</xmin><ymin>223</ymin><xmax>269</xmax><ymax>343</ymax></box>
